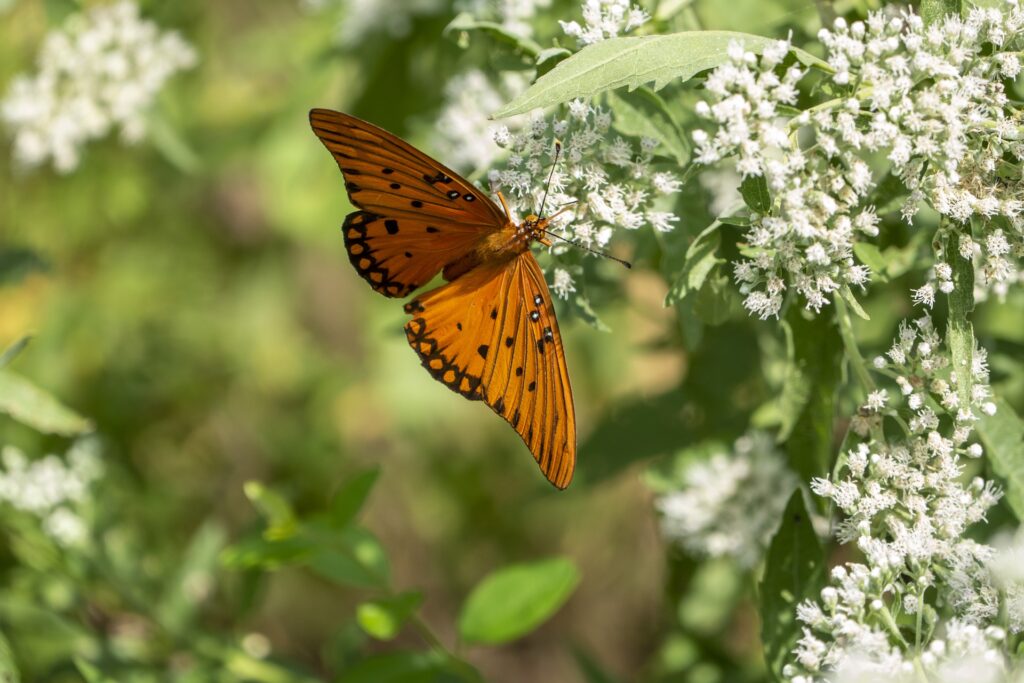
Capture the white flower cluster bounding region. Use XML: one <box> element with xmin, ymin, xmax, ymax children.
<box><xmin>787</xmin><ymin>319</ymin><xmax>1023</xmax><ymax>681</ymax></box>
<box><xmin>694</xmin><ymin>2</ymin><xmax>1024</xmax><ymax>317</ymax></box>
<box><xmin>432</xmin><ymin>69</ymin><xmax>529</xmax><ymax>173</ymax></box>
<box><xmin>489</xmin><ymin>99</ymin><xmax>681</xmax><ymax>252</ymax></box>
<box><xmin>1</xmin><ymin>1</ymin><xmax>197</xmax><ymax>173</ymax></box>
<box><xmin>0</xmin><ymin>440</ymin><xmax>102</xmax><ymax>547</ymax></box>
<box><xmin>559</xmin><ymin>0</ymin><xmax>649</xmax><ymax>47</ymax></box>
<box><xmin>655</xmin><ymin>432</ymin><xmax>797</xmax><ymax>568</ymax></box>
<box><xmin>300</xmin><ymin>0</ymin><xmax>444</xmax><ymax>43</ymax></box>
<box><xmin>454</xmin><ymin>0</ymin><xmax>553</xmax><ymax>38</ymax></box>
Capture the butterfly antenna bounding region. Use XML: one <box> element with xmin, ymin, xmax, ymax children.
<box><xmin>537</xmin><ymin>140</ymin><xmax>562</xmax><ymax>219</ymax></box>
<box><xmin>542</xmin><ymin>229</ymin><xmax>632</xmax><ymax>269</ymax></box>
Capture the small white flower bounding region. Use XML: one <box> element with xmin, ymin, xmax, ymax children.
<box><xmin>551</xmin><ymin>268</ymin><xmax>576</xmax><ymax>299</ymax></box>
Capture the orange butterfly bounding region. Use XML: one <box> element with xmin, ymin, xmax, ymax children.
<box><xmin>310</xmin><ymin>109</ymin><xmax>577</xmax><ymax>488</ymax></box>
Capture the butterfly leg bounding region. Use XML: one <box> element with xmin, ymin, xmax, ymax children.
<box><xmin>496</xmin><ymin>191</ymin><xmax>513</xmax><ymax>222</ymax></box>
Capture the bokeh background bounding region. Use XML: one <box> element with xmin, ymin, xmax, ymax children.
<box><xmin>3</xmin><ymin>1</ymin><xmax>1023</xmax><ymax>682</ymax></box>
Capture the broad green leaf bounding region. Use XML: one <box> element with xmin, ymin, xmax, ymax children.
<box><xmin>444</xmin><ymin>12</ymin><xmax>541</xmax><ymax>58</ymax></box>
<box><xmin>0</xmin><ymin>631</ymin><xmax>18</xmax><ymax>683</ymax></box>
<box><xmin>243</xmin><ymin>482</ymin><xmax>298</xmax><ymax>540</ymax></box>
<box><xmin>977</xmin><ymin>397</ymin><xmax>1024</xmax><ymax>521</ymax></box>
<box><xmin>760</xmin><ymin>490</ymin><xmax>824</xmax><ymax>681</ymax></box>
<box><xmin>356</xmin><ymin>591</ymin><xmax>423</xmax><ymax>641</ymax></box>
<box><xmin>325</xmin><ymin>467</ymin><xmax>380</xmax><ymax>530</ymax></box>
<box><xmin>307</xmin><ymin>526</ymin><xmax>390</xmax><ymax>588</ymax></box>
<box><xmin>0</xmin><ymin>337</ymin><xmax>31</xmax><ymax>370</ymax></box>
<box><xmin>608</xmin><ymin>88</ymin><xmax>689</xmax><ymax>166</ymax></box>
<box><xmin>458</xmin><ymin>557</ymin><xmax>580</xmax><ymax>644</ymax></box>
<box><xmin>783</xmin><ymin>307</ymin><xmax>841</xmax><ymax>492</ymax></box>
<box><xmin>0</xmin><ymin>370</ymin><xmax>92</xmax><ymax>436</ymax></box>
<box><xmin>852</xmin><ymin>243</ymin><xmax>888</xmax><ymax>281</ymax></box>
<box><xmin>921</xmin><ymin>0</ymin><xmax>961</xmax><ymax>26</ymax></box>
<box><xmin>495</xmin><ymin>32</ymin><xmax>828</xmax><ymax>117</ymax></box>
<box><xmin>946</xmin><ymin>232</ymin><xmax>975</xmax><ymax>413</ymax></box>
<box><xmin>739</xmin><ymin>175</ymin><xmax>771</xmax><ymax>214</ymax></box>
<box><xmin>666</xmin><ymin>222</ymin><xmax>723</xmax><ymax>305</ymax></box>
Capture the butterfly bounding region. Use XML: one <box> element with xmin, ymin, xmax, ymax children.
<box><xmin>310</xmin><ymin>108</ymin><xmax>579</xmax><ymax>488</ymax></box>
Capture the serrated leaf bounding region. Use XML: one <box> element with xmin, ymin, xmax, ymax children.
<box><xmin>357</xmin><ymin>591</ymin><xmax>424</xmax><ymax>641</ymax></box>
<box><xmin>458</xmin><ymin>557</ymin><xmax>579</xmax><ymax>644</ymax></box>
<box><xmin>325</xmin><ymin>467</ymin><xmax>380</xmax><ymax>530</ymax></box>
<box><xmin>495</xmin><ymin>31</ymin><xmax>827</xmax><ymax>117</ymax></box>
<box><xmin>760</xmin><ymin>490</ymin><xmax>824</xmax><ymax>681</ymax></box>
<box><xmin>444</xmin><ymin>12</ymin><xmax>541</xmax><ymax>57</ymax></box>
<box><xmin>739</xmin><ymin>175</ymin><xmax>771</xmax><ymax>214</ymax></box>
<box><xmin>0</xmin><ymin>370</ymin><xmax>92</xmax><ymax>435</ymax></box>
<box><xmin>977</xmin><ymin>397</ymin><xmax>1024</xmax><ymax>521</ymax></box>
<box><xmin>608</xmin><ymin>88</ymin><xmax>689</xmax><ymax>165</ymax></box>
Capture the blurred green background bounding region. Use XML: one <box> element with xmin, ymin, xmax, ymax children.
<box><xmin>3</xmin><ymin>0</ymin><xmax>1024</xmax><ymax>681</ymax></box>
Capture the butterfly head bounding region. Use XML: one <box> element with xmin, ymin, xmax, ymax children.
<box><xmin>522</xmin><ymin>214</ymin><xmax>553</xmax><ymax>247</ymax></box>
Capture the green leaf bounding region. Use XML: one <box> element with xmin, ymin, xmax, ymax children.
<box><xmin>739</xmin><ymin>175</ymin><xmax>771</xmax><ymax>214</ymax></box>
<box><xmin>976</xmin><ymin>397</ymin><xmax>1024</xmax><ymax>521</ymax></box>
<box><xmin>692</xmin><ymin>270</ymin><xmax>742</xmax><ymax>325</ymax></box>
<box><xmin>760</xmin><ymin>490</ymin><xmax>825</xmax><ymax>681</ymax></box>
<box><xmin>146</xmin><ymin>111</ymin><xmax>201</xmax><ymax>174</ymax></box>
<box><xmin>220</xmin><ymin>534</ymin><xmax>313</xmax><ymax>569</ymax></box>
<box><xmin>443</xmin><ymin>12</ymin><xmax>541</xmax><ymax>58</ymax></box>
<box><xmin>946</xmin><ymin>232</ymin><xmax>975</xmax><ymax>414</ymax></box>
<box><xmin>157</xmin><ymin>522</ymin><xmax>227</xmax><ymax>636</ymax></box>
<box><xmin>0</xmin><ymin>370</ymin><xmax>92</xmax><ymax>435</ymax></box>
<box><xmin>357</xmin><ymin>592</ymin><xmax>424</xmax><ymax>641</ymax></box>
<box><xmin>666</xmin><ymin>222</ymin><xmax>723</xmax><ymax>305</ymax></box>
<box><xmin>243</xmin><ymin>482</ymin><xmax>298</xmax><ymax>540</ymax></box>
<box><xmin>0</xmin><ymin>337</ymin><xmax>31</xmax><ymax>370</ymax></box>
<box><xmin>920</xmin><ymin>0</ymin><xmax>961</xmax><ymax>26</ymax></box>
<box><xmin>43</xmin><ymin>0</ymin><xmax>79</xmax><ymax>24</ymax></box>
<box><xmin>458</xmin><ymin>557</ymin><xmax>580</xmax><ymax>644</ymax></box>
<box><xmin>783</xmin><ymin>307</ymin><xmax>841</xmax><ymax>491</ymax></box>
<box><xmin>0</xmin><ymin>632</ymin><xmax>19</xmax><ymax>683</ymax></box>
<box><xmin>495</xmin><ymin>31</ymin><xmax>827</xmax><ymax>117</ymax></box>
<box><xmin>838</xmin><ymin>286</ymin><xmax>870</xmax><ymax>321</ymax></box>
<box><xmin>325</xmin><ymin>468</ymin><xmax>380</xmax><ymax>530</ymax></box>
<box><xmin>608</xmin><ymin>88</ymin><xmax>689</xmax><ymax>165</ymax></box>
<box><xmin>307</xmin><ymin>526</ymin><xmax>390</xmax><ymax>588</ymax></box>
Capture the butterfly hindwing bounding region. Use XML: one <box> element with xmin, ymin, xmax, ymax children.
<box><xmin>403</xmin><ymin>252</ymin><xmax>576</xmax><ymax>488</ymax></box>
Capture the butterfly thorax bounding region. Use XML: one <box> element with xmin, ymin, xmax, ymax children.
<box><xmin>443</xmin><ymin>215</ymin><xmax>552</xmax><ymax>281</ymax></box>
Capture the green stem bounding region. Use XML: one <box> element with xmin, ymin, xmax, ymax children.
<box><xmin>944</xmin><ymin>229</ymin><xmax>975</xmax><ymax>413</ymax></box>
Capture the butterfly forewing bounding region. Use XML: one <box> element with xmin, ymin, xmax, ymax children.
<box><xmin>311</xmin><ymin>108</ymin><xmax>508</xmax><ymax>297</ymax></box>
<box><xmin>403</xmin><ymin>251</ymin><xmax>576</xmax><ymax>488</ymax></box>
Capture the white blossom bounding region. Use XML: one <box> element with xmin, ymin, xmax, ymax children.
<box><xmin>559</xmin><ymin>0</ymin><xmax>648</xmax><ymax>47</ymax></box>
<box><xmin>1</xmin><ymin>1</ymin><xmax>197</xmax><ymax>173</ymax></box>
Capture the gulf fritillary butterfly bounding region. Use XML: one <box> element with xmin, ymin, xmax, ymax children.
<box><xmin>310</xmin><ymin>108</ymin><xmax>577</xmax><ymax>489</ymax></box>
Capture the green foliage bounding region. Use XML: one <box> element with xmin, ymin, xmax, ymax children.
<box><xmin>458</xmin><ymin>557</ymin><xmax>580</xmax><ymax>644</ymax></box>
<box><xmin>739</xmin><ymin>176</ymin><xmax>771</xmax><ymax>215</ymax></box>
<box><xmin>920</xmin><ymin>0</ymin><xmax>963</xmax><ymax>25</ymax></box>
<box><xmin>760</xmin><ymin>491</ymin><xmax>824</xmax><ymax>681</ymax></box>
<box><xmin>608</xmin><ymin>87</ymin><xmax>690</xmax><ymax>166</ymax></box>
<box><xmin>0</xmin><ymin>369</ymin><xmax>91</xmax><ymax>435</ymax></box>
<box><xmin>977</xmin><ymin>398</ymin><xmax>1024</xmax><ymax>521</ymax></box>
<box><xmin>496</xmin><ymin>32</ymin><xmax>828</xmax><ymax>117</ymax></box>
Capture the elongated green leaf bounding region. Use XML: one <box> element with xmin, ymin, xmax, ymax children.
<box><xmin>0</xmin><ymin>370</ymin><xmax>91</xmax><ymax>435</ymax></box>
<box><xmin>357</xmin><ymin>591</ymin><xmax>423</xmax><ymax>641</ymax></box>
<box><xmin>783</xmin><ymin>307</ymin><xmax>841</xmax><ymax>491</ymax></box>
<box><xmin>307</xmin><ymin>526</ymin><xmax>390</xmax><ymax>588</ymax></box>
<box><xmin>495</xmin><ymin>32</ymin><xmax>827</xmax><ymax>117</ymax></box>
<box><xmin>444</xmin><ymin>12</ymin><xmax>541</xmax><ymax>57</ymax></box>
<box><xmin>977</xmin><ymin>397</ymin><xmax>1024</xmax><ymax>521</ymax></box>
<box><xmin>458</xmin><ymin>557</ymin><xmax>580</xmax><ymax>644</ymax></box>
<box><xmin>608</xmin><ymin>88</ymin><xmax>689</xmax><ymax>165</ymax></box>
<box><xmin>325</xmin><ymin>467</ymin><xmax>380</xmax><ymax>530</ymax></box>
<box><xmin>243</xmin><ymin>482</ymin><xmax>298</xmax><ymax>540</ymax></box>
<box><xmin>0</xmin><ymin>337</ymin><xmax>31</xmax><ymax>370</ymax></box>
<box><xmin>921</xmin><ymin>0</ymin><xmax>961</xmax><ymax>26</ymax></box>
<box><xmin>740</xmin><ymin>175</ymin><xmax>771</xmax><ymax>214</ymax></box>
<box><xmin>158</xmin><ymin>522</ymin><xmax>227</xmax><ymax>635</ymax></box>
<box><xmin>946</xmin><ymin>233</ymin><xmax>975</xmax><ymax>413</ymax></box>
<box><xmin>761</xmin><ymin>490</ymin><xmax>824</xmax><ymax>681</ymax></box>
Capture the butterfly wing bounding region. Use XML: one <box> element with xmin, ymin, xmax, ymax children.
<box><xmin>311</xmin><ymin>109</ymin><xmax>507</xmax><ymax>297</ymax></box>
<box><xmin>403</xmin><ymin>251</ymin><xmax>576</xmax><ymax>488</ymax></box>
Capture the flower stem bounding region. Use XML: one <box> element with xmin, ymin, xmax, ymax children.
<box><xmin>834</xmin><ymin>295</ymin><xmax>877</xmax><ymax>394</ymax></box>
